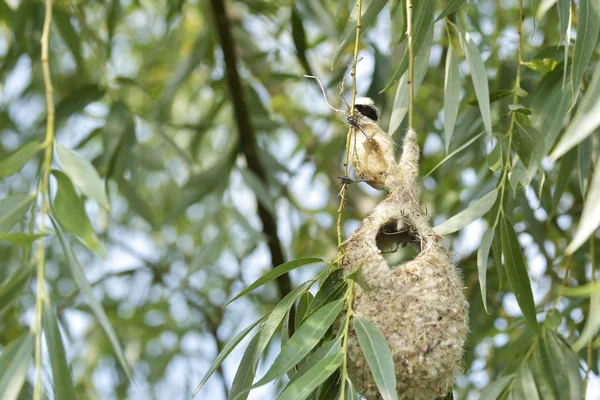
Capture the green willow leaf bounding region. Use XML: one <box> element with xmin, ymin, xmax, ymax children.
<box><xmin>251</xmin><ymin>299</ymin><xmax>343</xmax><ymax>389</ymax></box>
<box><xmin>479</xmin><ymin>375</ymin><xmax>513</xmax><ymax>399</ymax></box>
<box><xmin>353</xmin><ymin>316</ymin><xmax>397</xmax><ymax>400</ymax></box>
<box><xmin>118</xmin><ymin>178</ymin><xmax>158</xmax><ymax>228</ymax></box>
<box><xmin>443</xmin><ymin>43</ymin><xmax>461</xmax><ymax>153</ymax></box>
<box><xmin>192</xmin><ymin>315</ymin><xmax>267</xmax><ymax>399</ymax></box>
<box><xmin>436</xmin><ymin>0</ymin><xmax>468</xmax><ymax>21</ymax></box>
<box><xmin>56</xmin><ymin>144</ymin><xmax>110</xmax><ymax>210</ymax></box>
<box><xmin>0</xmin><ymin>334</ymin><xmax>33</xmax><ymax>400</ymax></box>
<box><xmin>552</xmin><ymin>148</ymin><xmax>577</xmax><ymax>211</ymax></box>
<box><xmin>229</xmin><ymin>333</ymin><xmax>260</xmax><ymax>400</ymax></box>
<box><xmin>487</xmin><ymin>140</ymin><xmax>503</xmax><ymax>171</ymax></box>
<box><xmin>513</xmin><ymin>364</ymin><xmax>540</xmax><ymax>400</ymax></box>
<box><xmin>52</xmin><ymin>170</ymin><xmax>100</xmax><ymax>252</ymax></box>
<box><xmin>571</xmin><ymin>0</ymin><xmax>600</xmax><ymax>105</ymax></box>
<box><xmin>291</xmin><ymin>7</ymin><xmax>312</xmax><ymax>75</ymax></box>
<box><xmin>425</xmin><ymin>130</ymin><xmax>485</xmax><ymax>177</ymax></box>
<box><xmin>55</xmin><ymin>84</ymin><xmax>105</xmax><ymax>121</ymax></box>
<box><xmin>295</xmin><ymin>291</ymin><xmax>313</xmax><ymax>330</ymax></box>
<box><xmin>52</xmin><ymin>219</ymin><xmax>132</xmax><ymax>381</ymax></box>
<box><xmin>0</xmin><ymin>261</ymin><xmax>33</xmax><ymax>313</ymax></box>
<box><xmin>551</xmin><ymin>62</ymin><xmax>600</xmax><ymax>160</ymax></box>
<box><xmin>224</xmin><ymin>258</ymin><xmax>323</xmax><ymax>306</ymax></box>
<box><xmin>566</xmin><ymin>156</ymin><xmax>600</xmax><ymax>254</ymax></box>
<box><xmin>276</xmin><ymin>352</ymin><xmax>343</xmax><ymax>400</ymax></box>
<box><xmin>0</xmin><ymin>232</ymin><xmax>45</xmax><ymax>247</ymax></box>
<box><xmin>331</xmin><ymin>0</ymin><xmax>387</xmax><ymax>69</ymax></box>
<box><xmin>467</xmin><ymin>90</ymin><xmax>513</xmax><ymax>106</ymax></box>
<box><xmin>500</xmin><ymin>217</ymin><xmax>539</xmax><ymax>333</ymax></box>
<box><xmin>557</xmin><ymin>0</ymin><xmax>570</xmax><ymax>44</ymax></box>
<box><xmin>433</xmin><ymin>189</ymin><xmax>498</xmax><ymax>236</ymax></box>
<box><xmin>0</xmin><ymin>193</ymin><xmax>35</xmax><ymax>232</ymax></box>
<box><xmin>287</xmin><ymin>336</ymin><xmax>342</xmax><ymax>385</ymax></box>
<box><xmin>0</xmin><ymin>140</ymin><xmax>42</xmax><ymax>177</ymax></box>
<box><xmin>464</xmin><ymin>32</ymin><xmax>493</xmax><ymax>136</ymax></box>
<box><xmin>522</xmin><ymin>58</ymin><xmax>557</xmax><ymax>73</ymax></box>
<box><xmin>477</xmin><ymin>228</ymin><xmax>494</xmax><ymax>313</ymax></box>
<box><xmin>253</xmin><ymin>281</ymin><xmax>313</xmax><ymax>370</ymax></box>
<box><xmin>514</xmin><ymin>122</ymin><xmax>544</xmax><ymax>168</ymax></box>
<box><xmin>546</xmin><ymin>334</ymin><xmax>583</xmax><ymax>397</ymax></box>
<box><xmin>42</xmin><ymin>300</ymin><xmax>76</xmax><ymax>400</ymax></box>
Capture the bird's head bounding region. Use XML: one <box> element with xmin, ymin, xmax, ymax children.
<box><xmin>353</xmin><ymin>97</ymin><xmax>379</xmax><ymax>123</ymax></box>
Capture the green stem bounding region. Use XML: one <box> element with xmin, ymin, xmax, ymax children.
<box><xmin>406</xmin><ymin>0</ymin><xmax>414</xmax><ymax>130</ymax></box>
<box><xmin>338</xmin><ymin>280</ymin><xmax>355</xmax><ymax>400</ymax></box>
<box><xmin>33</xmin><ymin>0</ymin><xmax>56</xmax><ymax>398</ymax></box>
<box><xmin>336</xmin><ymin>0</ymin><xmax>363</xmax><ymax>251</ymax></box>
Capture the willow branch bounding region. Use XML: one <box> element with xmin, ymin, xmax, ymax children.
<box><xmin>33</xmin><ymin>0</ymin><xmax>55</xmax><ymax>399</ymax></box>
<box><xmin>208</xmin><ymin>0</ymin><xmax>292</xmax><ymax>300</ymax></box>
<box><xmin>406</xmin><ymin>0</ymin><xmax>414</xmax><ymax>130</ymax></box>
<box><xmin>337</xmin><ymin>0</ymin><xmax>363</xmax><ymax>250</ymax></box>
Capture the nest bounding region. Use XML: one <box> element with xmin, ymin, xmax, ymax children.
<box><xmin>341</xmin><ymin>130</ymin><xmax>469</xmax><ymax>399</ymax></box>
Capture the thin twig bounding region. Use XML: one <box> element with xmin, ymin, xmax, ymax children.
<box><xmin>338</xmin><ymin>2</ymin><xmax>363</xmax><ymax>398</ymax></box>
<box><xmin>303</xmin><ymin>75</ymin><xmax>347</xmax><ymax>114</ymax></box>
<box><xmin>33</xmin><ymin>0</ymin><xmax>56</xmax><ymax>399</ymax></box>
<box><xmin>406</xmin><ymin>0</ymin><xmax>414</xmax><ymax>130</ymax></box>
<box><xmin>336</xmin><ymin>0</ymin><xmax>363</xmax><ymax>250</ymax></box>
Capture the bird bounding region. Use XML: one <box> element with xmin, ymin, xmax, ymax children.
<box><xmin>340</xmin><ymin>97</ymin><xmax>399</xmax><ymax>192</ymax></box>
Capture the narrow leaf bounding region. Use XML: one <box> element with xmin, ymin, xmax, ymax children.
<box><xmin>0</xmin><ymin>141</ymin><xmax>42</xmax><ymax>177</ymax></box>
<box><xmin>513</xmin><ymin>365</ymin><xmax>540</xmax><ymax>400</ymax></box>
<box><xmin>252</xmin><ymin>299</ymin><xmax>343</xmax><ymax>388</ymax></box>
<box><xmin>443</xmin><ymin>43</ymin><xmax>461</xmax><ymax>153</ymax></box>
<box><xmin>425</xmin><ymin>130</ymin><xmax>485</xmax><ymax>177</ymax></box>
<box><xmin>192</xmin><ymin>315</ymin><xmax>267</xmax><ymax>399</ymax></box>
<box><xmin>522</xmin><ymin>58</ymin><xmax>557</xmax><ymax>73</ymax></box>
<box><xmin>254</xmin><ymin>282</ymin><xmax>313</xmax><ymax>370</ymax></box>
<box><xmin>52</xmin><ymin>170</ymin><xmax>100</xmax><ymax>252</ymax></box>
<box><xmin>291</xmin><ymin>7</ymin><xmax>312</xmax><ymax>75</ymax></box>
<box><xmin>0</xmin><ymin>262</ymin><xmax>33</xmax><ymax>313</ymax></box>
<box><xmin>0</xmin><ymin>334</ymin><xmax>34</xmax><ymax>400</ymax></box>
<box><xmin>224</xmin><ymin>258</ymin><xmax>323</xmax><ymax>306</ymax></box>
<box><xmin>479</xmin><ymin>375</ymin><xmax>513</xmax><ymax>399</ymax></box>
<box><xmin>118</xmin><ymin>178</ymin><xmax>157</xmax><ymax>228</ymax></box>
<box><xmin>464</xmin><ymin>32</ymin><xmax>493</xmax><ymax>136</ymax></box>
<box><xmin>276</xmin><ymin>352</ymin><xmax>343</xmax><ymax>400</ymax></box>
<box><xmin>56</xmin><ymin>144</ymin><xmax>110</xmax><ymax>210</ymax></box>
<box><xmin>571</xmin><ymin>0</ymin><xmax>600</xmax><ymax>105</ymax></box>
<box><xmin>288</xmin><ymin>336</ymin><xmax>342</xmax><ymax>385</ymax></box>
<box><xmin>566</xmin><ymin>156</ymin><xmax>600</xmax><ymax>254</ymax></box>
<box><xmin>0</xmin><ymin>232</ymin><xmax>45</xmax><ymax>247</ymax></box>
<box><xmin>42</xmin><ymin>301</ymin><xmax>76</xmax><ymax>400</ymax></box>
<box><xmin>477</xmin><ymin>228</ymin><xmax>494</xmax><ymax>313</ymax></box>
<box><xmin>0</xmin><ymin>193</ymin><xmax>35</xmax><ymax>232</ymax></box>
<box><xmin>55</xmin><ymin>84</ymin><xmax>105</xmax><ymax>121</ymax></box>
<box><xmin>433</xmin><ymin>189</ymin><xmax>498</xmax><ymax>235</ymax></box>
<box><xmin>552</xmin><ymin>148</ymin><xmax>577</xmax><ymax>211</ymax></box>
<box><xmin>500</xmin><ymin>217</ymin><xmax>539</xmax><ymax>332</ymax></box>
<box><xmin>353</xmin><ymin>316</ymin><xmax>397</xmax><ymax>400</ymax></box>
<box><xmin>551</xmin><ymin>62</ymin><xmax>600</xmax><ymax>160</ymax></box>
<box><xmin>52</xmin><ymin>219</ymin><xmax>132</xmax><ymax>380</ymax></box>
<box><xmin>436</xmin><ymin>0</ymin><xmax>468</xmax><ymax>21</ymax></box>
<box><xmin>229</xmin><ymin>333</ymin><xmax>261</xmax><ymax>400</ymax></box>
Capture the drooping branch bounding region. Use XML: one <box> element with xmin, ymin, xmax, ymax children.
<box><xmin>208</xmin><ymin>0</ymin><xmax>292</xmax><ymax>300</ymax></box>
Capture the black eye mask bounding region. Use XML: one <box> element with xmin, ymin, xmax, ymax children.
<box><xmin>354</xmin><ymin>104</ymin><xmax>378</xmax><ymax>122</ymax></box>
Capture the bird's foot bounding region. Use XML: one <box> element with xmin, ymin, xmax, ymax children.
<box><xmin>346</xmin><ymin>116</ymin><xmax>371</xmax><ymax>140</ymax></box>
<box><xmin>338</xmin><ymin>176</ymin><xmax>367</xmax><ymax>185</ymax></box>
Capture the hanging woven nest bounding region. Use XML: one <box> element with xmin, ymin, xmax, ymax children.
<box><xmin>341</xmin><ymin>130</ymin><xmax>469</xmax><ymax>399</ymax></box>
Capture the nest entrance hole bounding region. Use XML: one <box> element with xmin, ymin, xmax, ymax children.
<box><xmin>376</xmin><ymin>219</ymin><xmax>422</xmax><ymax>267</ymax></box>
